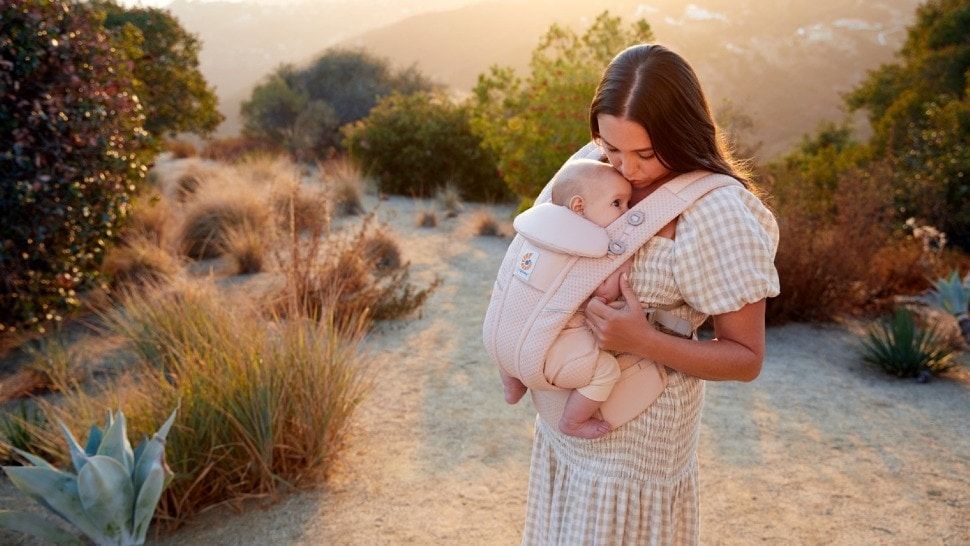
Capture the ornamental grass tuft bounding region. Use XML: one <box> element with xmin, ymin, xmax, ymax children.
<box><xmin>860</xmin><ymin>307</ymin><xmax>956</xmax><ymax>378</ymax></box>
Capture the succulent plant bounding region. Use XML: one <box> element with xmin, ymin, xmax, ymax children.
<box><xmin>0</xmin><ymin>408</ymin><xmax>177</xmax><ymax>546</ymax></box>
<box><xmin>918</xmin><ymin>270</ymin><xmax>970</xmax><ymax>345</ymax></box>
<box><xmin>860</xmin><ymin>308</ymin><xmax>955</xmax><ymax>378</ymax></box>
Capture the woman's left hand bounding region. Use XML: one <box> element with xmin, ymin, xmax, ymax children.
<box><xmin>585</xmin><ymin>273</ymin><xmax>655</xmax><ymax>354</ymax></box>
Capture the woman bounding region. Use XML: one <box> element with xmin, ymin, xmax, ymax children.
<box><xmin>521</xmin><ymin>44</ymin><xmax>780</xmax><ymax>545</ymax></box>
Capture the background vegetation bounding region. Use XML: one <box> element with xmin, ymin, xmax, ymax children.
<box><xmin>241</xmin><ymin>48</ymin><xmax>435</xmax><ymax>160</ymax></box>
<box><xmin>0</xmin><ymin>0</ymin><xmax>152</xmax><ymax>335</ymax></box>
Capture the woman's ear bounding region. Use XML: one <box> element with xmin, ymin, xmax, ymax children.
<box><xmin>568</xmin><ymin>195</ymin><xmax>585</xmax><ymax>215</ymax></box>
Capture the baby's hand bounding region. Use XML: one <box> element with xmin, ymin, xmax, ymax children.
<box><xmin>606</xmin><ymin>299</ymin><xmax>627</xmax><ymax>311</ymax></box>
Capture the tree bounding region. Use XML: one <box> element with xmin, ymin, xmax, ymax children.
<box><xmin>1</xmin><ymin>0</ymin><xmax>152</xmax><ymax>334</ymax></box>
<box><xmin>470</xmin><ymin>12</ymin><xmax>654</xmax><ymax>205</ymax></box>
<box><xmin>241</xmin><ymin>72</ymin><xmax>307</xmax><ymax>148</ymax></box>
<box><xmin>343</xmin><ymin>92</ymin><xmax>508</xmax><ymax>201</ymax></box>
<box><xmin>242</xmin><ymin>49</ymin><xmax>436</xmax><ymax>159</ymax></box>
<box><xmin>94</xmin><ymin>0</ymin><xmax>223</xmax><ymax>140</ymax></box>
<box><xmin>847</xmin><ymin>0</ymin><xmax>970</xmax><ymax>249</ymax></box>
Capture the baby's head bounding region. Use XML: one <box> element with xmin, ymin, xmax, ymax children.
<box><xmin>550</xmin><ymin>159</ymin><xmax>631</xmax><ymax>227</ymax></box>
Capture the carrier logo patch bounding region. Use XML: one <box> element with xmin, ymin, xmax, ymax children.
<box><xmin>514</xmin><ymin>249</ymin><xmax>539</xmax><ymax>281</ymax></box>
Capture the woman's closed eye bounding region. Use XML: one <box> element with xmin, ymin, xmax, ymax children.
<box><xmin>605</xmin><ymin>146</ymin><xmax>654</xmax><ymax>160</ymax></box>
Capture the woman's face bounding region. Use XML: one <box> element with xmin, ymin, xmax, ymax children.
<box><xmin>595</xmin><ymin>114</ymin><xmax>674</xmax><ymax>193</ymax></box>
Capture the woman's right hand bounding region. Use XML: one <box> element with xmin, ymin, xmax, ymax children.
<box><xmin>585</xmin><ymin>273</ymin><xmax>657</xmax><ymax>355</ymax></box>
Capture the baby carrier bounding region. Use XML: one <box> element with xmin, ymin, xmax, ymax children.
<box><xmin>482</xmin><ymin>144</ymin><xmax>743</xmax><ymax>428</ymax></box>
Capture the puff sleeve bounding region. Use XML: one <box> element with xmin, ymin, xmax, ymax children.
<box><xmin>671</xmin><ymin>185</ymin><xmax>780</xmax><ymax>316</ymax></box>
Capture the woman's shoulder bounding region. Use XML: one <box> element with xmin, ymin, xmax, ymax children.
<box><xmin>671</xmin><ymin>178</ymin><xmax>781</xmax><ymax>316</ymax></box>
<box><xmin>676</xmin><ymin>181</ymin><xmax>778</xmax><ymax>249</ymax></box>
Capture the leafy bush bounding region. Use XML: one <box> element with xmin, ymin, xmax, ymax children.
<box><xmin>847</xmin><ymin>0</ymin><xmax>969</xmax><ymax>250</ymax></box>
<box><xmin>0</xmin><ymin>0</ymin><xmax>153</xmax><ymax>335</ymax></box>
<box><xmin>96</xmin><ymin>0</ymin><xmax>223</xmax><ymax>140</ymax></box>
<box><xmin>243</xmin><ymin>49</ymin><xmax>435</xmax><ymax>159</ymax></box>
<box><xmin>765</xmin><ymin>162</ymin><xmax>894</xmax><ymax>322</ymax></box>
<box><xmin>860</xmin><ymin>307</ymin><xmax>956</xmax><ymax>378</ymax></box>
<box><xmin>470</xmin><ymin>12</ymin><xmax>653</xmax><ymax>203</ymax></box>
<box><xmin>345</xmin><ymin>92</ymin><xmax>508</xmax><ymax>201</ymax></box>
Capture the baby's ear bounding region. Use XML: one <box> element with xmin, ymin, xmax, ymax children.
<box><xmin>568</xmin><ymin>195</ymin><xmax>584</xmax><ymax>214</ymax></box>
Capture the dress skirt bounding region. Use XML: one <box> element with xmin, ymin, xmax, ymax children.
<box><xmin>521</xmin><ymin>368</ymin><xmax>703</xmax><ymax>545</ymax></box>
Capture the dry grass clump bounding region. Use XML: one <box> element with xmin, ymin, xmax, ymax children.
<box><xmin>319</xmin><ymin>159</ymin><xmax>365</xmax><ymax>216</ymax></box>
<box><xmin>275</xmin><ymin>213</ymin><xmax>440</xmax><ymax>328</ymax></box>
<box><xmin>361</xmin><ymin>229</ymin><xmax>402</xmax><ymax>271</ymax></box>
<box><xmin>767</xmin><ymin>166</ymin><xmax>892</xmax><ymax>323</ymax></box>
<box><xmin>436</xmin><ymin>184</ymin><xmax>464</xmax><ymax>218</ymax></box>
<box><xmin>177</xmin><ymin>190</ymin><xmax>272</xmax><ymax>260</ymax></box>
<box><xmin>234</xmin><ymin>153</ymin><xmax>303</xmax><ymax>190</ymax></box>
<box><xmin>222</xmin><ymin>224</ymin><xmax>271</xmax><ymax>274</ymax></box>
<box><xmin>200</xmin><ymin>136</ymin><xmax>270</xmax><ymax>163</ymax></box>
<box><xmin>272</xmin><ymin>178</ymin><xmax>330</xmax><ymax>235</ymax></box>
<box><xmin>4</xmin><ymin>282</ymin><xmax>371</xmax><ymax>528</ymax></box>
<box><xmin>124</xmin><ymin>192</ymin><xmax>172</xmax><ymax>245</ymax></box>
<box><xmin>101</xmin><ymin>235</ymin><xmax>180</xmax><ymax>287</ymax></box>
<box><xmin>166</xmin><ymin>139</ymin><xmax>197</xmax><ymax>159</ymax></box>
<box><xmin>172</xmin><ymin>163</ymin><xmax>222</xmax><ymax>203</ymax></box>
<box><xmin>471</xmin><ymin>209</ymin><xmax>503</xmax><ymax>237</ymax></box>
<box><xmin>764</xmin><ymin>162</ymin><xmax>970</xmax><ymax>324</ymax></box>
<box><xmin>417</xmin><ymin>209</ymin><xmax>438</xmax><ymax>228</ymax></box>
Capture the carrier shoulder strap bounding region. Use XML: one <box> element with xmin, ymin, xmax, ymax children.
<box><xmin>516</xmin><ymin>166</ymin><xmax>742</xmax><ymax>390</ymax></box>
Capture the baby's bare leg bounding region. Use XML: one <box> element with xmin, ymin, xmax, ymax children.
<box><xmin>499</xmin><ymin>368</ymin><xmax>528</xmax><ymax>405</ymax></box>
<box><xmin>560</xmin><ymin>391</ymin><xmax>612</xmax><ymax>439</ymax></box>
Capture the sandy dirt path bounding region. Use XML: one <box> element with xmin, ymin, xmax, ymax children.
<box><xmin>150</xmin><ymin>195</ymin><xmax>969</xmax><ymax>545</ymax></box>
<box><xmin>4</xmin><ymin>191</ymin><xmax>963</xmax><ymax>545</ymax></box>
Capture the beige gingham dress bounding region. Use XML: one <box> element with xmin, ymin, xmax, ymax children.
<box><xmin>522</xmin><ymin>183</ymin><xmax>781</xmax><ymax>545</ymax></box>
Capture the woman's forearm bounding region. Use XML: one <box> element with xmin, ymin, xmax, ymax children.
<box><xmin>632</xmin><ymin>328</ymin><xmax>762</xmax><ymax>382</ymax></box>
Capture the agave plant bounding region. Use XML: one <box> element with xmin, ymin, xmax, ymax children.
<box><xmin>0</xmin><ymin>408</ymin><xmax>177</xmax><ymax>545</ymax></box>
<box><xmin>918</xmin><ymin>270</ymin><xmax>970</xmax><ymax>345</ymax></box>
<box><xmin>860</xmin><ymin>308</ymin><xmax>956</xmax><ymax>378</ymax></box>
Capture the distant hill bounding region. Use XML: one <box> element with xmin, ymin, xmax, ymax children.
<box><xmin>337</xmin><ymin>0</ymin><xmax>922</xmax><ymax>158</ymax></box>
<box><xmin>165</xmin><ymin>0</ymin><xmax>483</xmax><ymax>136</ymax></box>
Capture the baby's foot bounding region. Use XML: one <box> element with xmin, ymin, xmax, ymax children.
<box><xmin>502</xmin><ymin>376</ymin><xmax>528</xmax><ymax>405</ymax></box>
<box><xmin>559</xmin><ymin>417</ymin><xmax>612</xmax><ymax>439</ymax></box>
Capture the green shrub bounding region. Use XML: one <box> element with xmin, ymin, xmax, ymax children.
<box><xmin>344</xmin><ymin>92</ymin><xmax>509</xmax><ymax>201</ymax></box>
<box><xmin>97</xmin><ymin>0</ymin><xmax>223</xmax><ymax>140</ymax></box>
<box><xmin>847</xmin><ymin>0</ymin><xmax>970</xmax><ymax>250</ymax></box>
<box><xmin>0</xmin><ymin>0</ymin><xmax>153</xmax><ymax>335</ymax></box>
<box><xmin>860</xmin><ymin>307</ymin><xmax>956</xmax><ymax>378</ymax></box>
<box><xmin>470</xmin><ymin>12</ymin><xmax>653</xmax><ymax>201</ymax></box>
<box><xmin>243</xmin><ymin>49</ymin><xmax>435</xmax><ymax>159</ymax></box>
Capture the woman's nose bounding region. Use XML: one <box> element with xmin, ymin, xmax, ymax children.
<box><xmin>619</xmin><ymin>158</ymin><xmax>638</xmax><ymax>179</ymax></box>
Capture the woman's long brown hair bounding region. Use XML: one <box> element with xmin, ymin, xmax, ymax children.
<box><xmin>589</xmin><ymin>44</ymin><xmax>751</xmax><ymax>188</ymax></box>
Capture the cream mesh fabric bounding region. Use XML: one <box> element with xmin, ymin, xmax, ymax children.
<box><xmin>482</xmin><ymin>171</ymin><xmax>741</xmax><ymax>392</ymax></box>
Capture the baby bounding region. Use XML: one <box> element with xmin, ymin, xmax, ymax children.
<box><xmin>501</xmin><ymin>159</ymin><xmax>638</xmax><ymax>439</ymax></box>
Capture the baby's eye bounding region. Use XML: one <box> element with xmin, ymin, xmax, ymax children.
<box><xmin>612</xmin><ymin>199</ymin><xmax>621</xmax><ymax>207</ymax></box>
